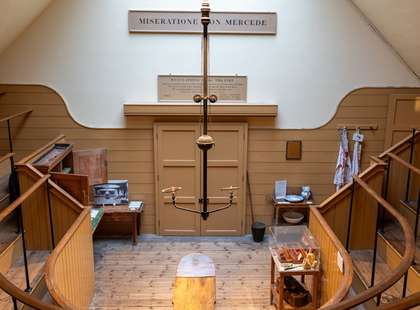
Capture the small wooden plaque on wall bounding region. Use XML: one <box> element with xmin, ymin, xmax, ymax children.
<box><xmin>286</xmin><ymin>141</ymin><xmax>302</xmax><ymax>160</ymax></box>
<box><xmin>158</xmin><ymin>75</ymin><xmax>247</xmax><ymax>102</ymax></box>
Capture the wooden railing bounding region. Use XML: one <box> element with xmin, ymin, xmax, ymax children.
<box><xmin>0</xmin><ymin>109</ymin><xmax>32</xmax><ymax>158</ymax></box>
<box><xmin>0</xmin><ymin>109</ymin><xmax>33</xmax><ymax>124</ymax></box>
<box><xmin>45</xmin><ymin>208</ymin><xmax>95</xmax><ymax>310</ymax></box>
<box><xmin>317</xmin><ymin>162</ymin><xmax>417</xmax><ymax>309</ymax></box>
<box><xmin>16</xmin><ymin>164</ymin><xmax>95</xmax><ymax>309</ymax></box>
<box><xmin>0</xmin><ymin>156</ymin><xmax>94</xmax><ymax>309</ymax></box>
<box><xmin>0</xmin><ymin>172</ymin><xmax>62</xmax><ymax>310</ymax></box>
<box><xmin>377</xmin><ymin>130</ymin><xmax>420</xmax><ymax>297</ymax></box>
<box><xmin>308</xmin><ymin>208</ymin><xmax>353</xmax><ymax>307</ymax></box>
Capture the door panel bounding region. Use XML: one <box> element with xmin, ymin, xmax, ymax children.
<box><xmin>385</xmin><ymin>95</ymin><xmax>420</xmax><ymax>147</ymax></box>
<box><xmin>201</xmin><ymin>124</ymin><xmax>247</xmax><ymax>235</ymax></box>
<box><xmin>51</xmin><ymin>172</ymin><xmax>89</xmax><ymax>205</ymax></box>
<box><xmin>154</xmin><ymin>123</ymin><xmax>247</xmax><ymax>236</ymax></box>
<box><xmin>155</xmin><ymin>125</ymin><xmax>201</xmax><ymax>235</ymax></box>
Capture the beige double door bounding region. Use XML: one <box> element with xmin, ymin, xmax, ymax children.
<box><xmin>154</xmin><ymin>123</ymin><xmax>247</xmax><ymax>236</ymax></box>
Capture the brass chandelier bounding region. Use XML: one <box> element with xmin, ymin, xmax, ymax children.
<box><xmin>162</xmin><ymin>1</ymin><xmax>239</xmax><ymax>221</ymax></box>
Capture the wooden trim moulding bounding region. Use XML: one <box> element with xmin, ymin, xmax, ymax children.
<box><xmin>124</xmin><ymin>103</ymin><xmax>278</xmax><ymax>117</ymax></box>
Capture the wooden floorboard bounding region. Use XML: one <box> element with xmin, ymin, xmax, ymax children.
<box><xmin>351</xmin><ymin>250</ymin><xmax>420</xmax><ymax>308</ymax></box>
<box><xmin>0</xmin><ymin>250</ymin><xmax>49</xmax><ymax>310</ymax></box>
<box><xmin>90</xmin><ymin>235</ymin><xmax>275</xmax><ymax>309</ymax></box>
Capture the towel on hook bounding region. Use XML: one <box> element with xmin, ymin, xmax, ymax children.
<box><xmin>351</xmin><ymin>129</ymin><xmax>364</xmax><ymax>177</ymax></box>
<box><xmin>334</xmin><ymin>128</ymin><xmax>352</xmax><ymax>191</ymax></box>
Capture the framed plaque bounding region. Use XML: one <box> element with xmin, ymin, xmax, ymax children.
<box><xmin>129</xmin><ymin>11</ymin><xmax>277</xmax><ymax>35</ymax></box>
<box><xmin>158</xmin><ymin>75</ymin><xmax>247</xmax><ymax>102</ymax></box>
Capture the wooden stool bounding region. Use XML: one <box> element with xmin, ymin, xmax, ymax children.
<box><xmin>173</xmin><ymin>253</ymin><xmax>216</xmax><ymax>310</ymax></box>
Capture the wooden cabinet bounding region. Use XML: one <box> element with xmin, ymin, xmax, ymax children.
<box><xmin>51</xmin><ymin>173</ymin><xmax>89</xmax><ymax>205</ymax></box>
<box><xmin>73</xmin><ymin>148</ymin><xmax>108</xmax><ymax>186</ymax></box>
<box><xmin>24</xmin><ymin>142</ymin><xmax>108</xmax><ymax>206</ymax></box>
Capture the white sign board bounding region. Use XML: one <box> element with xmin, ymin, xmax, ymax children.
<box><xmin>129</xmin><ymin>11</ymin><xmax>277</xmax><ymax>35</ymax></box>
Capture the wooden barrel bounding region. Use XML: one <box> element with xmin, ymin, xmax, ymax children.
<box><xmin>173</xmin><ymin>253</ymin><xmax>216</xmax><ymax>310</ymax></box>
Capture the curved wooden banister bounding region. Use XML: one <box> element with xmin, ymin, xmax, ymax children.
<box><xmin>0</xmin><ymin>152</ymin><xmax>14</xmax><ymax>164</ymax></box>
<box><xmin>0</xmin><ymin>274</ymin><xmax>62</xmax><ymax>310</ymax></box>
<box><xmin>322</xmin><ymin>176</ymin><xmax>416</xmax><ymax>310</ymax></box>
<box><xmin>17</xmin><ymin>134</ymin><xmax>66</xmax><ymax>165</ymax></box>
<box><xmin>0</xmin><ymin>109</ymin><xmax>32</xmax><ymax>123</ymax></box>
<box><xmin>387</xmin><ymin>152</ymin><xmax>420</xmax><ymax>176</ymax></box>
<box><xmin>311</xmin><ymin>208</ymin><xmax>353</xmax><ymax>307</ymax></box>
<box><xmin>0</xmin><ymin>174</ymin><xmax>50</xmax><ymax>223</ymax></box>
<box><xmin>45</xmin><ymin>208</ymin><xmax>91</xmax><ymax>309</ymax></box>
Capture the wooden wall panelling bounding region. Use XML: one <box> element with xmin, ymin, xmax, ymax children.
<box><xmin>45</xmin><ymin>209</ymin><xmax>95</xmax><ymax>309</ymax></box>
<box><xmin>321</xmin><ymin>193</ymin><xmax>352</xmax><ymax>246</ymax></box>
<box><xmin>15</xmin><ymin>165</ymin><xmax>52</xmax><ymax>250</ymax></box>
<box><xmin>319</xmin><ymin>164</ymin><xmax>386</xmax><ymax>248</ymax></box>
<box><xmin>49</xmin><ymin>183</ymin><xmax>83</xmax><ymax>245</ymax></box>
<box><xmin>2</xmin><ymin>85</ymin><xmax>420</xmax><ymax>233</ymax></box>
<box><xmin>348</xmin><ymin>170</ymin><xmax>383</xmax><ymax>250</ymax></box>
<box><xmin>308</xmin><ymin>208</ymin><xmax>352</xmax><ymax>306</ymax></box>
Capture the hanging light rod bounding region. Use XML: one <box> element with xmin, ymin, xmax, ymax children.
<box><xmin>161</xmin><ymin>1</ymin><xmax>239</xmax><ymax>221</ymax></box>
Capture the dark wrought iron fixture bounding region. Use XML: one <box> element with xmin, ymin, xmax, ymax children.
<box><xmin>161</xmin><ymin>1</ymin><xmax>239</xmax><ymax>221</ymax></box>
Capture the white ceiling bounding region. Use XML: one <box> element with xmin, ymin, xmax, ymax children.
<box><xmin>0</xmin><ymin>0</ymin><xmax>419</xmax><ymax>82</ymax></box>
<box><xmin>0</xmin><ymin>0</ymin><xmax>52</xmax><ymax>54</ymax></box>
<box><xmin>352</xmin><ymin>0</ymin><xmax>420</xmax><ymax>79</ymax></box>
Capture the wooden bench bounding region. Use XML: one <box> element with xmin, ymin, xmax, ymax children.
<box><xmin>173</xmin><ymin>253</ymin><xmax>216</xmax><ymax>310</ymax></box>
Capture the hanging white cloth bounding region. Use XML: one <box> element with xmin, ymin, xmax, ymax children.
<box><xmin>351</xmin><ymin>128</ymin><xmax>364</xmax><ymax>177</ymax></box>
<box><xmin>333</xmin><ymin>128</ymin><xmax>352</xmax><ymax>191</ymax></box>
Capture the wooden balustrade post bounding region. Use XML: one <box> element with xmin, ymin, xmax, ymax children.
<box><xmin>414</xmin><ymin>189</ymin><xmax>420</xmax><ymax>248</ymax></box>
<box><xmin>380</xmin><ymin>159</ymin><xmax>391</xmax><ymax>233</ymax></box>
<box><xmin>46</xmin><ymin>183</ymin><xmax>55</xmax><ymax>249</ymax></box>
<box><xmin>17</xmin><ymin>207</ymin><xmax>31</xmax><ymax>292</ymax></box>
<box><xmin>404</xmin><ymin>129</ymin><xmax>416</xmax><ymax>201</ymax></box>
<box><xmin>6</xmin><ymin>120</ymin><xmax>14</xmax><ymax>155</ymax></box>
<box><xmin>402</xmin><ymin>271</ymin><xmax>408</xmax><ymax>298</ymax></box>
<box><xmin>345</xmin><ymin>182</ymin><xmax>355</xmax><ymax>251</ymax></box>
<box><xmin>12</xmin><ymin>297</ymin><xmax>18</xmax><ymax>310</ymax></box>
<box><xmin>370</xmin><ymin>203</ymin><xmax>381</xmax><ymax>290</ymax></box>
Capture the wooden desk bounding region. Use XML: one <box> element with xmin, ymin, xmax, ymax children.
<box><xmin>270</xmin><ymin>247</ymin><xmax>320</xmax><ymax>310</ymax></box>
<box><xmin>272</xmin><ymin>198</ymin><xmax>314</xmax><ymax>225</ymax></box>
<box><xmin>94</xmin><ymin>205</ymin><xmax>143</xmax><ymax>245</ymax></box>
